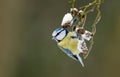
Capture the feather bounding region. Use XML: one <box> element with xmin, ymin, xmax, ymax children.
<box><xmin>76</xmin><ymin>54</ymin><xmax>85</xmax><ymax>67</ymax></box>
<box><xmin>58</xmin><ymin>46</ymin><xmax>78</xmax><ymax>61</ymax></box>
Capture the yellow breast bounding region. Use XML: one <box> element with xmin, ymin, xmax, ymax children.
<box><xmin>58</xmin><ymin>32</ymin><xmax>80</xmax><ymax>55</ymax></box>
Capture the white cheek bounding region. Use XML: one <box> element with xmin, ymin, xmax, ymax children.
<box><xmin>56</xmin><ymin>31</ymin><xmax>66</xmax><ymax>40</ymax></box>
<box><xmin>52</xmin><ymin>28</ymin><xmax>63</xmax><ymax>37</ymax></box>
<box><xmin>52</xmin><ymin>31</ymin><xmax>57</xmax><ymax>37</ymax></box>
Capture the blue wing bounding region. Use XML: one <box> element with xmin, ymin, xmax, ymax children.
<box><xmin>58</xmin><ymin>46</ymin><xmax>78</xmax><ymax>61</ymax></box>
<box><xmin>58</xmin><ymin>46</ymin><xmax>85</xmax><ymax>67</ymax></box>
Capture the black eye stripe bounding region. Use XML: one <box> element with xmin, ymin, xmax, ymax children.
<box><xmin>55</xmin><ymin>29</ymin><xmax>65</xmax><ymax>37</ymax></box>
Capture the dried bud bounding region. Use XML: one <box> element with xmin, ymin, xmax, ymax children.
<box><xmin>61</xmin><ymin>13</ymin><xmax>73</xmax><ymax>27</ymax></box>
<box><xmin>70</xmin><ymin>8</ymin><xmax>79</xmax><ymax>16</ymax></box>
<box><xmin>78</xmin><ymin>28</ymin><xmax>85</xmax><ymax>34</ymax></box>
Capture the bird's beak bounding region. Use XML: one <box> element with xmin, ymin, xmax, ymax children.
<box><xmin>52</xmin><ymin>37</ymin><xmax>59</xmax><ymax>43</ymax></box>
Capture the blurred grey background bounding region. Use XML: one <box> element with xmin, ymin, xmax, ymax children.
<box><xmin>0</xmin><ymin>0</ymin><xmax>120</xmax><ymax>77</ymax></box>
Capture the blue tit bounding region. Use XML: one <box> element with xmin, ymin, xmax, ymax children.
<box><xmin>52</xmin><ymin>28</ymin><xmax>84</xmax><ymax>67</ymax></box>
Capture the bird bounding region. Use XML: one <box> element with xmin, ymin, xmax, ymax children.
<box><xmin>52</xmin><ymin>28</ymin><xmax>85</xmax><ymax>67</ymax></box>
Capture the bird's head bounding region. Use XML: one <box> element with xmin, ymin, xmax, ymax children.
<box><xmin>52</xmin><ymin>28</ymin><xmax>68</xmax><ymax>43</ymax></box>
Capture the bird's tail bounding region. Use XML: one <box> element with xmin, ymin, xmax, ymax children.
<box><xmin>76</xmin><ymin>54</ymin><xmax>85</xmax><ymax>67</ymax></box>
